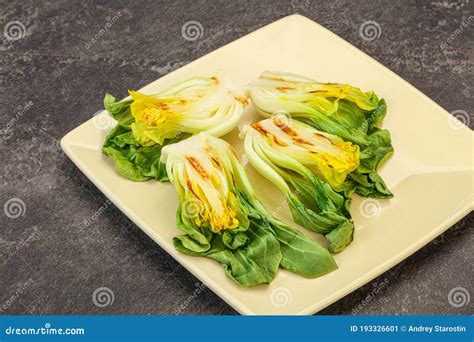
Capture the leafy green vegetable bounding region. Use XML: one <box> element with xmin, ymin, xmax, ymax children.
<box><xmin>161</xmin><ymin>132</ymin><xmax>337</xmax><ymax>286</ymax></box>
<box><xmin>247</xmin><ymin>71</ymin><xmax>393</xmax><ymax>198</ymax></box>
<box><xmin>102</xmin><ymin>75</ymin><xmax>248</xmax><ymax>182</ymax></box>
<box><xmin>241</xmin><ymin>118</ymin><xmax>357</xmax><ymax>252</ymax></box>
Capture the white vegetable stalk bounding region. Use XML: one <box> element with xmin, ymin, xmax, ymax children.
<box><xmin>130</xmin><ymin>75</ymin><xmax>248</xmax><ymax>146</ymax></box>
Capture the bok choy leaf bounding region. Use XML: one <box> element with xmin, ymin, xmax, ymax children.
<box><xmin>247</xmin><ymin>71</ymin><xmax>393</xmax><ymax>198</ymax></box>
<box><xmin>102</xmin><ymin>75</ymin><xmax>247</xmax><ymax>182</ymax></box>
<box><xmin>241</xmin><ymin>118</ymin><xmax>359</xmax><ymax>252</ymax></box>
<box><xmin>160</xmin><ymin>132</ymin><xmax>337</xmax><ymax>286</ymax></box>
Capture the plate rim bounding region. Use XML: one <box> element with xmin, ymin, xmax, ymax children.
<box><xmin>60</xmin><ymin>14</ymin><xmax>474</xmax><ymax>315</ymax></box>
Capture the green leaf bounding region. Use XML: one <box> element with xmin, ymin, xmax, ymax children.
<box><xmin>329</xmin><ymin>99</ymin><xmax>367</xmax><ymax>132</ymax></box>
<box><xmin>102</xmin><ymin>138</ymin><xmax>169</xmax><ymax>182</ymax></box>
<box><xmin>207</xmin><ymin>222</ymin><xmax>282</xmax><ymax>286</ymax></box>
<box><xmin>102</xmin><ymin>146</ymin><xmax>151</xmax><ymax>182</ymax></box>
<box><xmin>287</xmin><ymin>194</ymin><xmax>350</xmax><ymax>232</ymax></box>
<box><xmin>324</xmin><ymin>220</ymin><xmax>354</xmax><ymax>253</ymax></box>
<box><xmin>247</xmin><ymin>71</ymin><xmax>394</xmax><ymax>199</ymax></box>
<box><xmin>103</xmin><ymin>94</ymin><xmax>134</xmax><ymax>124</ymax></box>
<box><xmin>102</xmin><ymin>115</ymin><xmax>176</xmax><ymax>182</ymax></box>
<box><xmin>268</xmin><ymin>219</ymin><xmax>337</xmax><ymax>277</ymax></box>
<box><xmin>174</xmin><ymin>219</ymin><xmax>282</xmax><ymax>287</ymax></box>
<box><xmin>344</xmin><ymin>171</ymin><xmax>393</xmax><ymax>198</ymax></box>
<box><xmin>164</xmin><ymin>133</ymin><xmax>337</xmax><ymax>286</ymax></box>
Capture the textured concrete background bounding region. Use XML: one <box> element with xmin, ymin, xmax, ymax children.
<box><xmin>0</xmin><ymin>0</ymin><xmax>473</xmax><ymax>315</ymax></box>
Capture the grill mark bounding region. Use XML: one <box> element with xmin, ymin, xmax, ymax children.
<box><xmin>186</xmin><ymin>156</ymin><xmax>209</xmax><ymax>180</ymax></box>
<box><xmin>252</xmin><ymin>123</ymin><xmax>288</xmax><ymax>146</ymax></box>
<box><xmin>261</xmin><ymin>75</ymin><xmax>285</xmax><ymax>81</ymax></box>
<box><xmin>186</xmin><ymin>179</ymin><xmax>198</xmax><ymax>197</ymax></box>
<box><xmin>273</xmin><ymin>119</ymin><xmax>297</xmax><ymax>137</ymax></box>
<box><xmin>229</xmin><ymin>146</ymin><xmax>239</xmax><ymax>160</ymax></box>
<box><xmin>276</xmin><ymin>86</ymin><xmax>294</xmax><ymax>92</ymax></box>
<box><xmin>292</xmin><ymin>137</ymin><xmax>313</xmax><ymax>145</ymax></box>
<box><xmin>272</xmin><ymin>135</ymin><xmax>288</xmax><ymax>146</ymax></box>
<box><xmin>233</xmin><ymin>93</ymin><xmax>249</xmax><ymax>106</ymax></box>
<box><xmin>251</xmin><ymin>123</ymin><xmax>269</xmax><ymax>136</ymax></box>
<box><xmin>210</xmin><ymin>156</ymin><xmax>222</xmax><ymax>169</ymax></box>
<box><xmin>315</xmin><ymin>133</ymin><xmax>333</xmax><ymax>143</ymax></box>
<box><xmin>153</xmin><ymin>101</ymin><xmax>169</xmax><ymax>110</ymax></box>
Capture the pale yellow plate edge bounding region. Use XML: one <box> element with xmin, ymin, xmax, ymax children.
<box><xmin>60</xmin><ymin>14</ymin><xmax>474</xmax><ymax>315</ymax></box>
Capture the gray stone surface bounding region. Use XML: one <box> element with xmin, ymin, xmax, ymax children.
<box><xmin>0</xmin><ymin>0</ymin><xmax>472</xmax><ymax>315</ymax></box>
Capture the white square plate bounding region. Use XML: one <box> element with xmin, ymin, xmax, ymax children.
<box><xmin>61</xmin><ymin>14</ymin><xmax>473</xmax><ymax>315</ymax></box>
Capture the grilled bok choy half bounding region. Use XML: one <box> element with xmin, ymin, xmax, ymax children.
<box><xmin>241</xmin><ymin>118</ymin><xmax>359</xmax><ymax>253</ymax></box>
<box><xmin>247</xmin><ymin>71</ymin><xmax>393</xmax><ymax>198</ymax></box>
<box><xmin>102</xmin><ymin>75</ymin><xmax>247</xmax><ymax>182</ymax></box>
<box><xmin>160</xmin><ymin>133</ymin><xmax>337</xmax><ymax>286</ymax></box>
